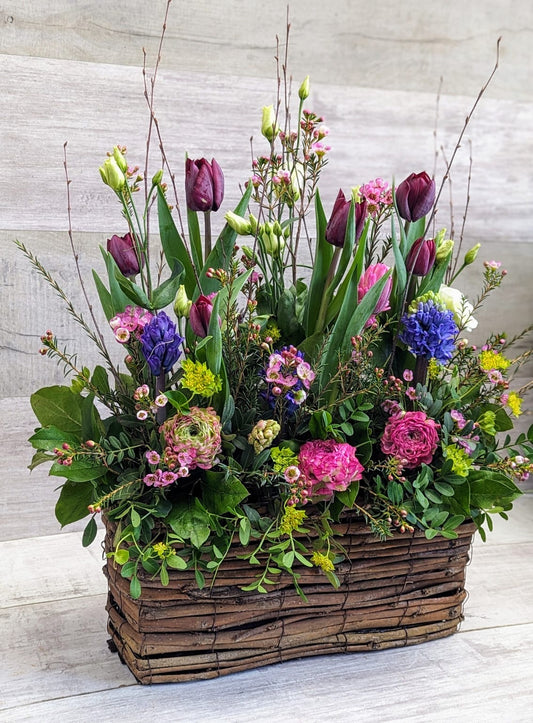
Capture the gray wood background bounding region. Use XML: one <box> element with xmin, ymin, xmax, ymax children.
<box><xmin>1</xmin><ymin>0</ymin><xmax>531</xmax><ymax>402</ymax></box>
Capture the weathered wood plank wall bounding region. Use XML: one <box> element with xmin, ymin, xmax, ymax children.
<box><xmin>1</xmin><ymin>0</ymin><xmax>532</xmax><ymax>399</ymax></box>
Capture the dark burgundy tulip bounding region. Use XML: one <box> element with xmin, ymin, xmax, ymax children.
<box><xmin>396</xmin><ymin>171</ymin><xmax>436</xmax><ymax>222</ymax></box>
<box><xmin>106</xmin><ymin>233</ymin><xmax>140</xmax><ymax>277</ymax></box>
<box><xmin>189</xmin><ymin>294</ymin><xmax>215</xmax><ymax>338</ymax></box>
<box><xmin>185</xmin><ymin>158</ymin><xmax>224</xmax><ymax>212</ymax></box>
<box><xmin>406</xmin><ymin>237</ymin><xmax>437</xmax><ymax>276</ymax></box>
<box><xmin>325</xmin><ymin>190</ymin><xmax>367</xmax><ymax>247</ymax></box>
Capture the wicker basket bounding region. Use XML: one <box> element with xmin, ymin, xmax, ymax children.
<box><xmin>103</xmin><ymin>517</ymin><xmax>475</xmax><ymax>684</ymax></box>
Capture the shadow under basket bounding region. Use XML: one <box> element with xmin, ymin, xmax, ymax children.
<box><xmin>103</xmin><ymin>518</ymin><xmax>476</xmax><ymax>684</ymax></box>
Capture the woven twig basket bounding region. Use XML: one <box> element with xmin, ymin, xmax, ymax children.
<box><xmin>104</xmin><ymin>517</ymin><xmax>475</xmax><ymax>684</ymax></box>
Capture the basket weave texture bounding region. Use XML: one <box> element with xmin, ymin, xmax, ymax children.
<box><xmin>104</xmin><ymin>517</ymin><xmax>475</xmax><ymax>684</ymax></box>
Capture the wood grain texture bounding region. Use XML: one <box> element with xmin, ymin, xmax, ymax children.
<box><xmin>1</xmin><ymin>0</ymin><xmax>532</xmax><ymax>101</ymax></box>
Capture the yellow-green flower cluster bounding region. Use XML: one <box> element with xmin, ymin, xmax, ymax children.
<box><xmin>279</xmin><ymin>506</ymin><xmax>306</xmax><ymax>535</ymax></box>
<box><xmin>311</xmin><ymin>551</ymin><xmax>334</xmax><ymax>572</ymax></box>
<box><xmin>478</xmin><ymin>350</ymin><xmax>511</xmax><ymax>372</ymax></box>
<box><xmin>444</xmin><ymin>444</ymin><xmax>473</xmax><ymax>477</ymax></box>
<box><xmin>271</xmin><ymin>445</ymin><xmax>299</xmax><ymax>473</ymax></box>
<box><xmin>477</xmin><ymin>410</ymin><xmax>497</xmax><ymax>436</ymax></box>
<box><xmin>507</xmin><ymin>391</ymin><xmax>523</xmax><ymax>417</ymax></box>
<box><xmin>152</xmin><ymin>542</ymin><xmax>174</xmax><ymax>559</ymax></box>
<box><xmin>180</xmin><ymin>359</ymin><xmax>222</xmax><ymax>397</ymax></box>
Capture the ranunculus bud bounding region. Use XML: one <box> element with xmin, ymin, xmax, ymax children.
<box><xmin>225</xmin><ymin>211</ymin><xmax>251</xmax><ymax>235</ymax></box>
<box><xmin>106</xmin><ymin>233</ymin><xmax>140</xmax><ymax>277</ymax></box>
<box><xmin>325</xmin><ymin>190</ymin><xmax>367</xmax><ymax>248</ymax></box>
<box><xmin>185</xmin><ymin>158</ymin><xmax>224</xmax><ymax>212</ymax></box>
<box><xmin>406</xmin><ymin>237</ymin><xmax>436</xmax><ymax>276</ymax></box>
<box><xmin>298</xmin><ymin>76</ymin><xmax>310</xmax><ymax>100</ymax></box>
<box><xmin>464</xmin><ymin>243</ymin><xmax>481</xmax><ymax>266</ymax></box>
<box><xmin>173</xmin><ymin>285</ymin><xmax>192</xmax><ymax>319</ymax></box>
<box><xmin>99</xmin><ymin>156</ymin><xmax>126</xmax><ymax>191</ymax></box>
<box><xmin>396</xmin><ymin>171</ymin><xmax>436</xmax><ymax>222</ymax></box>
<box><xmin>189</xmin><ymin>294</ymin><xmax>216</xmax><ymax>338</ymax></box>
<box><xmin>261</xmin><ymin>105</ymin><xmax>278</xmax><ymax>141</ymax></box>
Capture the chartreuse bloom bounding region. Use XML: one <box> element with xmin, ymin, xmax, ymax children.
<box><xmin>152</xmin><ymin>542</ymin><xmax>174</xmax><ymax>559</ymax></box>
<box><xmin>477</xmin><ymin>410</ymin><xmax>497</xmax><ymax>436</ymax></box>
<box><xmin>478</xmin><ymin>350</ymin><xmax>511</xmax><ymax>372</ymax></box>
<box><xmin>180</xmin><ymin>359</ymin><xmax>222</xmax><ymax>397</ymax></box>
<box><xmin>311</xmin><ymin>551</ymin><xmax>335</xmax><ymax>572</ymax></box>
<box><xmin>444</xmin><ymin>444</ymin><xmax>473</xmax><ymax>477</ymax></box>
<box><xmin>271</xmin><ymin>446</ymin><xmax>299</xmax><ymax>473</ymax></box>
<box><xmin>507</xmin><ymin>391</ymin><xmax>523</xmax><ymax>417</ymax></box>
<box><xmin>279</xmin><ymin>506</ymin><xmax>306</xmax><ymax>535</ymax></box>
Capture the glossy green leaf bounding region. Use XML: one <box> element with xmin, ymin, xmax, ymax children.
<box><xmin>30</xmin><ymin>386</ymin><xmax>83</xmax><ymax>433</ymax></box>
<box><xmin>55</xmin><ymin>480</ymin><xmax>94</xmax><ymax>526</ymax></box>
<box><xmin>158</xmin><ymin>186</ymin><xmax>197</xmax><ymax>297</ymax></box>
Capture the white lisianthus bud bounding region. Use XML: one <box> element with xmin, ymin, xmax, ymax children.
<box><xmin>438</xmin><ymin>284</ymin><xmax>478</xmax><ymax>332</ymax></box>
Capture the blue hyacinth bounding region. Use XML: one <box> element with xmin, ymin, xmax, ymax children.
<box><xmin>399</xmin><ymin>299</ymin><xmax>458</xmax><ymax>364</ymax></box>
<box><xmin>141</xmin><ymin>311</ymin><xmax>184</xmax><ymax>375</ymax></box>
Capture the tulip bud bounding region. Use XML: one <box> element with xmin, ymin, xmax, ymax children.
<box><xmin>396</xmin><ymin>171</ymin><xmax>436</xmax><ymax>222</ymax></box>
<box><xmin>189</xmin><ymin>294</ymin><xmax>216</xmax><ymax>338</ymax></box>
<box><xmin>464</xmin><ymin>243</ymin><xmax>481</xmax><ymax>266</ymax></box>
<box><xmin>185</xmin><ymin>158</ymin><xmax>224</xmax><ymax>212</ymax></box>
<box><xmin>298</xmin><ymin>75</ymin><xmax>310</xmax><ymax>100</ymax></box>
<box><xmin>406</xmin><ymin>237</ymin><xmax>436</xmax><ymax>276</ymax></box>
<box><xmin>113</xmin><ymin>146</ymin><xmax>128</xmax><ymax>173</ymax></box>
<box><xmin>225</xmin><ymin>211</ymin><xmax>252</xmax><ymax>235</ymax></box>
<box><xmin>99</xmin><ymin>156</ymin><xmax>126</xmax><ymax>191</ymax></box>
<box><xmin>261</xmin><ymin>105</ymin><xmax>278</xmax><ymax>141</ymax></box>
<box><xmin>106</xmin><ymin>233</ymin><xmax>140</xmax><ymax>277</ymax></box>
<box><xmin>173</xmin><ymin>285</ymin><xmax>192</xmax><ymax>318</ymax></box>
<box><xmin>151</xmin><ymin>169</ymin><xmax>164</xmax><ymax>186</ymax></box>
<box><xmin>326</xmin><ymin>190</ymin><xmax>367</xmax><ymax>248</ymax></box>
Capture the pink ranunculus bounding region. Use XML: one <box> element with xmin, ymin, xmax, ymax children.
<box><xmin>298</xmin><ymin>439</ymin><xmax>364</xmax><ymax>498</ymax></box>
<box><xmin>381</xmin><ymin>411</ymin><xmax>440</xmax><ymax>469</ymax></box>
<box><xmin>357</xmin><ymin>263</ymin><xmax>392</xmax><ymax>326</ymax></box>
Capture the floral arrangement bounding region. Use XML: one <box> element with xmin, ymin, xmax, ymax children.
<box><xmin>20</xmin><ymin>55</ymin><xmax>532</xmax><ymax>600</ymax></box>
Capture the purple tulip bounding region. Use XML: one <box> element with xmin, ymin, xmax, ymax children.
<box><xmin>325</xmin><ymin>190</ymin><xmax>367</xmax><ymax>248</ymax></box>
<box><xmin>185</xmin><ymin>158</ymin><xmax>224</xmax><ymax>212</ymax></box>
<box><xmin>406</xmin><ymin>237</ymin><xmax>437</xmax><ymax>276</ymax></box>
<box><xmin>106</xmin><ymin>233</ymin><xmax>140</xmax><ymax>277</ymax></box>
<box><xmin>140</xmin><ymin>311</ymin><xmax>184</xmax><ymax>375</ymax></box>
<box><xmin>396</xmin><ymin>171</ymin><xmax>436</xmax><ymax>222</ymax></box>
<box><xmin>189</xmin><ymin>294</ymin><xmax>216</xmax><ymax>338</ymax></box>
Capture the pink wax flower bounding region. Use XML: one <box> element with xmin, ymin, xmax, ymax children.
<box><xmin>359</xmin><ymin>178</ymin><xmax>393</xmax><ymax>217</ymax></box>
<box><xmin>381</xmin><ymin>411</ymin><xmax>440</xmax><ymax>469</ymax></box>
<box><xmin>298</xmin><ymin>439</ymin><xmax>364</xmax><ymax>498</ymax></box>
<box><xmin>357</xmin><ymin>263</ymin><xmax>392</xmax><ymax>327</ymax></box>
<box><xmin>110</xmin><ymin>305</ymin><xmax>153</xmax><ymax>341</ymax></box>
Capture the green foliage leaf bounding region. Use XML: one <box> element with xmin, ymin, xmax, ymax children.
<box><xmin>130</xmin><ymin>576</ymin><xmax>141</xmax><ymax>599</ymax></box>
<box><xmin>203</xmin><ymin>471</ymin><xmax>249</xmax><ymax>515</ymax></box>
<box><xmin>29</xmin><ymin>426</ymin><xmax>80</xmax><ymax>451</ymax></box>
<box><xmin>82</xmin><ymin>516</ymin><xmax>98</xmax><ymax>547</ymax></box>
<box><xmin>30</xmin><ymin>386</ymin><xmax>83</xmax><ymax>433</ymax></box>
<box><xmin>55</xmin><ymin>480</ymin><xmax>94</xmax><ymax>526</ymax></box>
<box><xmin>157</xmin><ymin>186</ymin><xmax>197</xmax><ymax>297</ymax></box>
<box><xmin>92</xmin><ymin>270</ymin><xmax>115</xmax><ymax>321</ymax></box>
<box><xmin>150</xmin><ymin>260</ymin><xmax>185</xmax><ymax>309</ymax></box>
<box><xmin>100</xmin><ymin>247</ymin><xmax>132</xmax><ymax>313</ymax></box>
<box><xmin>336</xmin><ymin>481</ymin><xmax>360</xmax><ymax>508</ymax></box>
<box><xmin>303</xmin><ymin>189</ymin><xmax>333</xmax><ymax>336</ymax></box>
<box><xmin>468</xmin><ymin>470</ymin><xmax>522</xmax><ymax>510</ymax></box>
<box><xmin>49</xmin><ymin>459</ymin><xmax>107</xmax><ymax>483</ymax></box>
<box><xmin>166</xmin><ymin>499</ymin><xmax>211</xmax><ymax>548</ymax></box>
<box><xmin>167</xmin><ymin>554</ymin><xmax>188</xmax><ymax>570</ymax></box>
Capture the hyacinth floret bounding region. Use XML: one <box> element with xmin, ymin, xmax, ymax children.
<box><xmin>160</xmin><ymin>406</ymin><xmax>222</xmax><ymax>473</ymax></box>
<box><xmin>400</xmin><ymin>297</ymin><xmax>458</xmax><ymax>364</ymax></box>
<box><xmin>141</xmin><ymin>311</ymin><xmax>184</xmax><ymax>375</ymax></box>
<box><xmin>263</xmin><ymin>345</ymin><xmax>315</xmax><ymax>414</ymax></box>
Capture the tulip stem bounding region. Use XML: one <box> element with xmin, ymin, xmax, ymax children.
<box><xmin>204</xmin><ymin>211</ymin><xmax>212</xmax><ymax>261</ymax></box>
<box><xmin>315</xmin><ymin>247</ymin><xmax>341</xmax><ymax>334</ymax></box>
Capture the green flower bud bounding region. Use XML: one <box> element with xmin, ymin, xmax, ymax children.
<box><xmin>225</xmin><ymin>211</ymin><xmax>252</xmax><ymax>235</ymax></box>
<box><xmin>113</xmin><ymin>146</ymin><xmax>128</xmax><ymax>172</ymax></box>
<box><xmin>272</xmin><ymin>221</ymin><xmax>283</xmax><ymax>237</ymax></box>
<box><xmin>151</xmin><ymin>169</ymin><xmax>164</xmax><ymax>186</ymax></box>
<box><xmin>173</xmin><ymin>284</ymin><xmax>192</xmax><ymax>318</ymax></box>
<box><xmin>261</xmin><ymin>105</ymin><xmax>278</xmax><ymax>141</ymax></box>
<box><xmin>260</xmin><ymin>224</ymin><xmax>285</xmax><ymax>257</ymax></box>
<box><xmin>248</xmin><ymin>213</ymin><xmax>258</xmax><ymax>234</ymax></box>
<box><xmin>477</xmin><ymin>410</ymin><xmax>496</xmax><ymax>436</ymax></box>
<box><xmin>436</xmin><ymin>238</ymin><xmax>454</xmax><ymax>262</ymax></box>
<box><xmin>464</xmin><ymin>243</ymin><xmax>481</xmax><ymax>266</ymax></box>
<box><xmin>241</xmin><ymin>245</ymin><xmax>255</xmax><ymax>260</ymax></box>
<box><xmin>99</xmin><ymin>156</ymin><xmax>126</xmax><ymax>191</ymax></box>
<box><xmin>298</xmin><ymin>75</ymin><xmax>310</xmax><ymax>100</ymax></box>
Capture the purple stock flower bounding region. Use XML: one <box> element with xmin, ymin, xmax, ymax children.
<box><xmin>399</xmin><ymin>299</ymin><xmax>458</xmax><ymax>364</ymax></box>
<box><xmin>396</xmin><ymin>171</ymin><xmax>436</xmax><ymax>222</ymax></box>
<box><xmin>185</xmin><ymin>158</ymin><xmax>224</xmax><ymax>212</ymax></box>
<box><xmin>107</xmin><ymin>233</ymin><xmax>140</xmax><ymax>277</ymax></box>
<box><xmin>325</xmin><ymin>189</ymin><xmax>367</xmax><ymax>247</ymax></box>
<box><xmin>406</xmin><ymin>237</ymin><xmax>437</xmax><ymax>276</ymax></box>
<box><xmin>141</xmin><ymin>311</ymin><xmax>184</xmax><ymax>375</ymax></box>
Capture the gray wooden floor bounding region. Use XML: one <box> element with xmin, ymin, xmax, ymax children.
<box><xmin>1</xmin><ymin>397</ymin><xmax>532</xmax><ymax>723</ymax></box>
